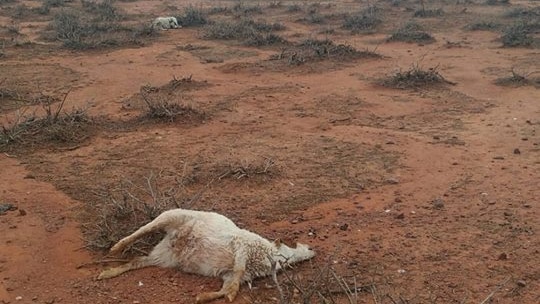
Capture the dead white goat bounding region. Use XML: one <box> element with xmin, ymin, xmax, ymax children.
<box><xmin>98</xmin><ymin>208</ymin><xmax>316</xmax><ymax>303</ymax></box>
<box><xmin>152</xmin><ymin>16</ymin><xmax>180</xmax><ymax>30</ymax></box>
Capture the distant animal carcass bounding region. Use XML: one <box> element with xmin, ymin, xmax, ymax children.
<box><xmin>152</xmin><ymin>16</ymin><xmax>180</xmax><ymax>30</ymax></box>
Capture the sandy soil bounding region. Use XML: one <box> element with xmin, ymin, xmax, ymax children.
<box><xmin>1</xmin><ymin>0</ymin><xmax>539</xmax><ymax>303</ymax></box>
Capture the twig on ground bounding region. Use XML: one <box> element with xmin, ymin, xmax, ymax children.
<box><xmin>479</xmin><ymin>276</ymin><xmax>511</xmax><ymax>304</ymax></box>
<box><xmin>76</xmin><ymin>258</ymin><xmax>129</xmax><ymax>269</ymax></box>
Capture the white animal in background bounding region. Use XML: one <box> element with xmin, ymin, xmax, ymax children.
<box><xmin>98</xmin><ymin>208</ymin><xmax>316</xmax><ymax>303</ymax></box>
<box><xmin>152</xmin><ymin>16</ymin><xmax>180</xmax><ymax>30</ymax></box>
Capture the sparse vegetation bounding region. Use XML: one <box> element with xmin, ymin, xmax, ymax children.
<box><xmin>271</xmin><ymin>39</ymin><xmax>381</xmax><ymax>66</ymax></box>
<box><xmin>232</xmin><ymin>2</ymin><xmax>262</xmax><ymax>16</ymax></box>
<box><xmin>387</xmin><ymin>22</ymin><xmax>435</xmax><ymax>43</ymax></box>
<box><xmin>494</xmin><ymin>69</ymin><xmax>539</xmax><ymax>88</ymax></box>
<box><xmin>203</xmin><ymin>19</ymin><xmax>286</xmax><ymax>46</ymax></box>
<box><xmin>83</xmin><ymin>173</ymin><xmax>186</xmax><ymax>251</ymax></box>
<box><xmin>466</xmin><ymin>20</ymin><xmax>501</xmax><ymax>31</ymax></box>
<box><xmin>501</xmin><ymin>20</ymin><xmax>537</xmax><ymax>47</ymax></box>
<box><xmin>49</xmin><ymin>9</ymin><xmax>158</xmax><ymax>49</ymax></box>
<box><xmin>0</xmin><ymin>93</ymin><xmax>93</xmax><ymax>151</ymax></box>
<box><xmin>286</xmin><ymin>4</ymin><xmax>302</xmax><ymax>12</ymax></box>
<box><xmin>413</xmin><ymin>8</ymin><xmax>443</xmax><ymax>17</ymax></box>
<box><xmin>138</xmin><ymin>76</ymin><xmax>206</xmax><ymax>123</ymax></box>
<box><xmin>381</xmin><ymin>64</ymin><xmax>454</xmax><ymax>89</ymax></box>
<box><xmin>176</xmin><ymin>6</ymin><xmax>208</xmax><ymax>27</ymax></box>
<box><xmin>343</xmin><ymin>7</ymin><xmax>382</xmax><ymax>32</ymax></box>
<box><xmin>81</xmin><ymin>0</ymin><xmax>122</xmax><ymax>21</ymax></box>
<box><xmin>485</xmin><ymin>0</ymin><xmax>509</xmax><ymax>5</ymax></box>
<box><xmin>503</xmin><ymin>7</ymin><xmax>540</xmax><ymax>19</ymax></box>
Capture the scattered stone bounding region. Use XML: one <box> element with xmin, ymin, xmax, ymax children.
<box><xmin>513</xmin><ymin>148</ymin><xmax>521</xmax><ymax>154</ymax></box>
<box><xmin>433</xmin><ymin>135</ymin><xmax>440</xmax><ymax>140</ymax></box>
<box><xmin>18</xmin><ymin>209</ymin><xmax>26</xmax><ymax>216</ymax></box>
<box><xmin>516</xmin><ymin>280</ymin><xmax>526</xmax><ymax>287</ymax></box>
<box><xmin>386</xmin><ymin>140</ymin><xmax>395</xmax><ymax>145</ymax></box>
<box><xmin>291</xmin><ymin>219</ymin><xmax>299</xmax><ymax>224</ymax></box>
<box><xmin>339</xmin><ymin>223</ymin><xmax>349</xmax><ymax>231</ymax></box>
<box><xmin>432</xmin><ymin>198</ymin><xmax>445</xmax><ymax>209</ymax></box>
<box><xmin>493</xmin><ymin>156</ymin><xmax>505</xmax><ymax>160</ymax></box>
<box><xmin>497</xmin><ymin>252</ymin><xmax>508</xmax><ymax>260</ymax></box>
<box><xmin>521</xmin><ymin>137</ymin><xmax>528</xmax><ymax>141</ymax></box>
<box><xmin>24</xmin><ymin>174</ymin><xmax>35</xmax><ymax>179</ymax></box>
<box><xmin>395</xmin><ymin>213</ymin><xmax>405</xmax><ymax>220</ymax></box>
<box><xmin>15</xmin><ymin>296</ymin><xmax>22</xmax><ymax>301</ymax></box>
<box><xmin>394</xmin><ymin>197</ymin><xmax>402</xmax><ymax>203</ymax></box>
<box><xmin>0</xmin><ymin>204</ymin><xmax>17</xmax><ymax>215</ymax></box>
<box><xmin>386</xmin><ymin>177</ymin><xmax>399</xmax><ymax>184</ymax></box>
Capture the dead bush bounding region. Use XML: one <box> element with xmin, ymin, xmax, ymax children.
<box><xmin>501</xmin><ymin>20</ymin><xmax>538</xmax><ymax>47</ymax></box>
<box><xmin>413</xmin><ymin>8</ymin><xmax>443</xmax><ymax>17</ymax></box>
<box><xmin>494</xmin><ymin>69</ymin><xmax>539</xmax><ymax>88</ymax></box>
<box><xmin>387</xmin><ymin>22</ymin><xmax>435</xmax><ymax>44</ymax></box>
<box><xmin>0</xmin><ymin>93</ymin><xmax>93</xmax><ymax>151</ymax></box>
<box><xmin>176</xmin><ymin>6</ymin><xmax>208</xmax><ymax>27</ymax></box>
<box><xmin>271</xmin><ymin>39</ymin><xmax>381</xmax><ymax>66</ymax></box>
<box><xmin>202</xmin><ymin>19</ymin><xmax>286</xmax><ymax>46</ymax></box>
<box><xmin>48</xmin><ymin>9</ymin><xmax>158</xmax><ymax>49</ymax></box>
<box><xmin>232</xmin><ymin>2</ymin><xmax>263</xmax><ymax>16</ymax></box>
<box><xmin>343</xmin><ymin>6</ymin><xmax>382</xmax><ymax>32</ymax></box>
<box><xmin>380</xmin><ymin>64</ymin><xmax>455</xmax><ymax>89</ymax></box>
<box><xmin>83</xmin><ymin>172</ymin><xmax>189</xmax><ymax>252</ymax></box>
<box><xmin>465</xmin><ymin>20</ymin><xmax>501</xmax><ymax>31</ymax></box>
<box><xmin>213</xmin><ymin>157</ymin><xmax>279</xmax><ymax>183</ymax></box>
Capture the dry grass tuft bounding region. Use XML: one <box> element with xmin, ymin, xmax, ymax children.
<box><xmin>380</xmin><ymin>64</ymin><xmax>455</xmax><ymax>89</ymax></box>
<box><xmin>0</xmin><ymin>91</ymin><xmax>93</xmax><ymax>151</ymax></box>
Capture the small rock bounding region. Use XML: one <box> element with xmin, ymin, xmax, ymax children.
<box><xmin>386</xmin><ymin>177</ymin><xmax>399</xmax><ymax>185</ymax></box>
<box><xmin>432</xmin><ymin>198</ymin><xmax>445</xmax><ymax>209</ymax></box>
<box><xmin>493</xmin><ymin>156</ymin><xmax>505</xmax><ymax>160</ymax></box>
<box><xmin>513</xmin><ymin>148</ymin><xmax>521</xmax><ymax>155</ymax></box>
<box><xmin>497</xmin><ymin>252</ymin><xmax>508</xmax><ymax>260</ymax></box>
<box><xmin>15</xmin><ymin>296</ymin><xmax>22</xmax><ymax>301</ymax></box>
<box><xmin>291</xmin><ymin>219</ymin><xmax>299</xmax><ymax>224</ymax></box>
<box><xmin>521</xmin><ymin>137</ymin><xmax>528</xmax><ymax>141</ymax></box>
<box><xmin>18</xmin><ymin>209</ymin><xmax>26</xmax><ymax>216</ymax></box>
<box><xmin>516</xmin><ymin>280</ymin><xmax>526</xmax><ymax>287</ymax></box>
<box><xmin>395</xmin><ymin>213</ymin><xmax>405</xmax><ymax>220</ymax></box>
<box><xmin>433</xmin><ymin>135</ymin><xmax>440</xmax><ymax>140</ymax></box>
<box><xmin>386</xmin><ymin>140</ymin><xmax>395</xmax><ymax>145</ymax></box>
<box><xmin>394</xmin><ymin>197</ymin><xmax>402</xmax><ymax>203</ymax></box>
<box><xmin>339</xmin><ymin>223</ymin><xmax>349</xmax><ymax>231</ymax></box>
<box><xmin>397</xmin><ymin>269</ymin><xmax>406</xmax><ymax>274</ymax></box>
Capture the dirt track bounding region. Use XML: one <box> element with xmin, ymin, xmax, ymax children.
<box><xmin>1</xmin><ymin>0</ymin><xmax>539</xmax><ymax>303</ymax></box>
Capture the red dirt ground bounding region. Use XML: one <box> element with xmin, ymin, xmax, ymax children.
<box><xmin>1</xmin><ymin>0</ymin><xmax>539</xmax><ymax>303</ymax></box>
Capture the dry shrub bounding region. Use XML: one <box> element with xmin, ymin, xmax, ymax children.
<box><xmin>136</xmin><ymin>76</ymin><xmax>206</xmax><ymax>123</ymax></box>
<box><xmin>270</xmin><ymin>39</ymin><xmax>381</xmax><ymax>66</ymax></box>
<box><xmin>501</xmin><ymin>20</ymin><xmax>538</xmax><ymax>47</ymax></box>
<box><xmin>47</xmin><ymin>4</ymin><xmax>158</xmax><ymax>50</ymax></box>
<box><xmin>381</xmin><ymin>64</ymin><xmax>455</xmax><ymax>89</ymax></box>
<box><xmin>82</xmin><ymin>172</ymin><xmax>189</xmax><ymax>252</ymax></box>
<box><xmin>0</xmin><ymin>93</ymin><xmax>93</xmax><ymax>151</ymax></box>
<box><xmin>212</xmin><ymin>157</ymin><xmax>279</xmax><ymax>183</ymax></box>
<box><xmin>202</xmin><ymin>19</ymin><xmax>286</xmax><ymax>46</ymax></box>
<box><xmin>494</xmin><ymin>69</ymin><xmax>539</xmax><ymax>88</ymax></box>
<box><xmin>343</xmin><ymin>6</ymin><xmax>382</xmax><ymax>32</ymax></box>
<box><xmin>387</xmin><ymin>22</ymin><xmax>435</xmax><ymax>44</ymax></box>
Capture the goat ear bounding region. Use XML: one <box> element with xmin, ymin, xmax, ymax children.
<box><xmin>273</xmin><ymin>238</ymin><xmax>282</xmax><ymax>248</ymax></box>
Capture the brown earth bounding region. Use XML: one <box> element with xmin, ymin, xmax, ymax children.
<box><xmin>0</xmin><ymin>0</ymin><xmax>539</xmax><ymax>303</ymax></box>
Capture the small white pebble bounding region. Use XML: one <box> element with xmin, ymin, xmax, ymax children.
<box><xmin>138</xmin><ymin>281</ymin><xmax>144</xmax><ymax>287</ymax></box>
<box><xmin>384</xmin><ymin>209</ymin><xmax>391</xmax><ymax>213</ymax></box>
<box><xmin>410</xmin><ymin>211</ymin><xmax>416</xmax><ymax>214</ymax></box>
<box><xmin>15</xmin><ymin>296</ymin><xmax>23</xmax><ymax>301</ymax></box>
<box><xmin>397</xmin><ymin>269</ymin><xmax>406</xmax><ymax>274</ymax></box>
